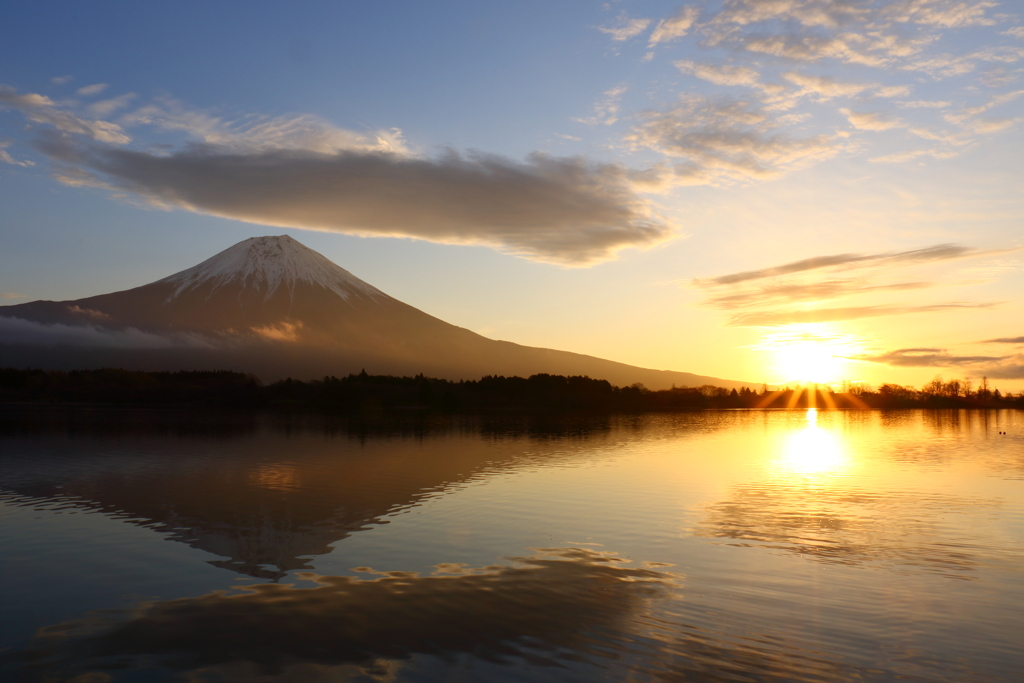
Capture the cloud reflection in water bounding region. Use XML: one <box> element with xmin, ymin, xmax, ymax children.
<box><xmin>9</xmin><ymin>548</ymin><xmax>675</xmax><ymax>681</ymax></box>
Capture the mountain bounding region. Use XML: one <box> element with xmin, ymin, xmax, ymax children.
<box><xmin>0</xmin><ymin>235</ymin><xmax>753</xmax><ymax>389</ymax></box>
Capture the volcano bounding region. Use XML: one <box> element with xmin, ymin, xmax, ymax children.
<box><xmin>0</xmin><ymin>235</ymin><xmax>749</xmax><ymax>389</ymax></box>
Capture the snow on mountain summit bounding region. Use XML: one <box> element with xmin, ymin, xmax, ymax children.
<box><xmin>159</xmin><ymin>235</ymin><xmax>385</xmax><ymax>301</ymax></box>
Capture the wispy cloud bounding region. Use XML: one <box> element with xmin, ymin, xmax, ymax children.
<box><xmin>897</xmin><ymin>100</ymin><xmax>951</xmax><ymax>108</ymax></box>
<box><xmin>649</xmin><ymin>6</ymin><xmax>700</xmax><ymax>46</ymax></box>
<box><xmin>88</xmin><ymin>92</ymin><xmax>136</xmax><ymax>117</ymax></box>
<box><xmin>596</xmin><ymin>16</ymin><xmax>651</xmax><ymax>42</ymax></box>
<box><xmin>728</xmin><ymin>302</ymin><xmax>995</xmax><ymax>326</ymax></box>
<box><xmin>841</xmin><ymin>108</ymin><xmax>905</xmax><ymax>131</ymax></box>
<box><xmin>0</xmin><ymin>292</ymin><xmax>26</xmax><ymax>299</ymax></box>
<box><xmin>693</xmin><ymin>243</ymin><xmax>1008</xmax><ymax>330</ymax></box>
<box><xmin>705</xmin><ymin>280</ymin><xmax>932</xmax><ymax>309</ymax></box>
<box><xmin>0</xmin><ymin>140</ymin><xmax>33</xmax><ymax>167</ymax></box>
<box><xmin>0</xmin><ymin>316</ymin><xmax>215</xmax><ymax>349</ymax></box>
<box><xmin>574</xmin><ymin>85</ymin><xmax>627</xmax><ymax>126</ymax></box>
<box><xmin>695</xmin><ymin>244</ymin><xmax>978</xmax><ymax>287</ymax></box>
<box><xmin>674</xmin><ymin>61</ymin><xmax>765</xmax><ymax>88</ymax></box>
<box><xmin>118</xmin><ymin>95</ymin><xmax>408</xmax><ymax>154</ymax></box>
<box><xmin>982</xmin><ymin>336</ymin><xmax>1024</xmax><ymax>344</ymax></box>
<box><xmin>852</xmin><ymin>347</ymin><xmax>1008</xmax><ymax>366</ymax></box>
<box><xmin>0</xmin><ymin>84</ymin><xmax>130</xmax><ymax>144</ymax></box>
<box><xmin>626</xmin><ymin>95</ymin><xmax>844</xmax><ymax>184</ymax></box>
<box><xmin>783</xmin><ymin>72</ymin><xmax>873</xmax><ymax>100</ymax></box>
<box><xmin>76</xmin><ymin>83</ymin><xmax>109</xmax><ymax>96</ymax></box>
<box><xmin>850</xmin><ymin>342</ymin><xmax>1024</xmax><ymax>380</ymax></box>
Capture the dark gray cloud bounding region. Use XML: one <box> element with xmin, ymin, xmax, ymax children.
<box><xmin>729</xmin><ymin>302</ymin><xmax>995</xmax><ymax>326</ymax></box>
<box><xmin>983</xmin><ymin>362</ymin><xmax>1024</xmax><ymax>379</ymax></box>
<box><xmin>852</xmin><ymin>347</ymin><xmax>1024</xmax><ymax>380</ymax></box>
<box><xmin>982</xmin><ymin>336</ymin><xmax>1024</xmax><ymax>344</ymax></box>
<box><xmin>705</xmin><ymin>279</ymin><xmax>932</xmax><ymax>309</ymax></box>
<box><xmin>698</xmin><ymin>243</ymin><xmax>977</xmax><ymax>287</ymax></box>
<box><xmin>36</xmin><ymin>136</ymin><xmax>674</xmax><ymax>266</ymax></box>
<box><xmin>852</xmin><ymin>347</ymin><xmax>1009</xmax><ymax>367</ymax></box>
<box><xmin>8</xmin><ymin>548</ymin><xmax>673</xmax><ymax>678</ymax></box>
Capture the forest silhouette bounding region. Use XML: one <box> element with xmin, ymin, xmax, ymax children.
<box><xmin>2</xmin><ymin>367</ymin><xmax>1021</xmax><ymax>413</ymax></box>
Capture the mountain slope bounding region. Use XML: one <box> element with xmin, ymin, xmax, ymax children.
<box><xmin>0</xmin><ymin>236</ymin><xmax>755</xmax><ymax>390</ymax></box>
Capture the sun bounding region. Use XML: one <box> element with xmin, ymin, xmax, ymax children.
<box><xmin>774</xmin><ymin>341</ymin><xmax>843</xmax><ymax>384</ymax></box>
<box><xmin>757</xmin><ymin>327</ymin><xmax>863</xmax><ymax>386</ymax></box>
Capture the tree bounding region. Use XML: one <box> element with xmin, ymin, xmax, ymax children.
<box><xmin>978</xmin><ymin>376</ymin><xmax>991</xmax><ymax>400</ymax></box>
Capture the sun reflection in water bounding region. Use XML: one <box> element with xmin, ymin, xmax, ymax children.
<box><xmin>776</xmin><ymin>409</ymin><xmax>849</xmax><ymax>476</ymax></box>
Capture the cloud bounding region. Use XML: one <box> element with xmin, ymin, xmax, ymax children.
<box><xmin>12</xmin><ymin>548</ymin><xmax>673</xmax><ymax>678</ymax></box>
<box><xmin>34</xmin><ymin>135</ymin><xmax>675</xmax><ymax>266</ymax></box>
<box><xmin>0</xmin><ymin>86</ymin><xmax>673</xmax><ymax>266</ymax></box>
<box><xmin>783</xmin><ymin>72</ymin><xmax>873</xmax><ymax>99</ymax></box>
<box><xmin>852</xmin><ymin>347</ymin><xmax>1008</xmax><ymax>366</ymax></box>
<box><xmin>705</xmin><ymin>279</ymin><xmax>932</xmax><ymax>309</ymax></box>
<box><xmin>729</xmin><ymin>302</ymin><xmax>995</xmax><ymax>326</ymax></box>
<box><xmin>67</xmin><ymin>305</ymin><xmax>111</xmax><ymax>320</ymax></box>
<box><xmin>0</xmin><ymin>293</ymin><xmax>26</xmax><ymax>299</ymax></box>
<box><xmin>869</xmin><ymin>147</ymin><xmax>958</xmax><ymax>163</ymax></box>
<box><xmin>649</xmin><ymin>6</ymin><xmax>700</xmax><ymax>46</ymax></box>
<box><xmin>982</xmin><ymin>361</ymin><xmax>1024</xmax><ymax>379</ymax></box>
<box><xmin>710</xmin><ymin>0</ymin><xmax>868</xmax><ymax>29</ymax></box>
<box><xmin>841</xmin><ymin>108</ymin><xmax>904</xmax><ymax>130</ymax></box>
<box><xmin>251</xmin><ymin>321</ymin><xmax>302</xmax><ymax>342</ymax></box>
<box><xmin>0</xmin><ymin>140</ymin><xmax>33</xmax><ymax>167</ymax></box>
<box><xmin>119</xmin><ymin>96</ymin><xmax>408</xmax><ymax>154</ymax></box>
<box><xmin>674</xmin><ymin>61</ymin><xmax>763</xmax><ymax>87</ymax></box>
<box><xmin>0</xmin><ymin>84</ymin><xmax>131</xmax><ymax>144</ymax></box>
<box><xmin>694</xmin><ymin>0</ymin><xmax>1006</xmax><ymax>79</ymax></box>
<box><xmin>0</xmin><ymin>316</ymin><xmax>214</xmax><ymax>349</ymax></box>
<box><xmin>695</xmin><ymin>243</ymin><xmax>979</xmax><ymax>286</ymax></box>
<box><xmin>906</xmin><ymin>45</ymin><xmax>1024</xmax><ymax>78</ymax></box>
<box><xmin>733</xmin><ymin>33</ymin><xmax>901</xmax><ymax>68</ymax></box>
<box><xmin>88</xmin><ymin>92</ymin><xmax>136</xmax><ymax>117</ymax></box>
<box><xmin>884</xmin><ymin>0</ymin><xmax>997</xmax><ymax>29</ymax></box>
<box><xmin>982</xmin><ymin>336</ymin><xmax>1024</xmax><ymax>344</ymax></box>
<box><xmin>76</xmin><ymin>83</ymin><xmax>109</xmax><ymax>96</ymax></box>
<box><xmin>626</xmin><ymin>96</ymin><xmax>844</xmax><ymax>184</ymax></box>
<box><xmin>597</xmin><ymin>16</ymin><xmax>651</xmax><ymax>42</ymax></box>
<box><xmin>50</xmin><ymin>75</ymin><xmax>72</xmax><ymax>86</ymax></box>
<box><xmin>573</xmin><ymin>85</ymin><xmax>627</xmax><ymax>126</ymax></box>
<box><xmin>1004</xmin><ymin>27</ymin><xmax>1024</xmax><ymax>39</ymax></box>
<box><xmin>944</xmin><ymin>89</ymin><xmax>1024</xmax><ymax>124</ymax></box>
<box><xmin>897</xmin><ymin>100</ymin><xmax>951</xmax><ymax>108</ymax></box>
<box><xmin>876</xmin><ymin>85</ymin><xmax>912</xmax><ymax>97</ymax></box>
<box><xmin>967</xmin><ymin>117</ymin><xmax>1022</xmax><ymax>133</ymax></box>
<box><xmin>694</xmin><ymin>243</ymin><xmax>1006</xmax><ymax>327</ymax></box>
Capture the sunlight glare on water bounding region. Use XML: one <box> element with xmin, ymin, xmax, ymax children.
<box><xmin>1</xmin><ymin>408</ymin><xmax>1023</xmax><ymax>682</ymax></box>
<box><xmin>775</xmin><ymin>408</ymin><xmax>850</xmax><ymax>477</ymax></box>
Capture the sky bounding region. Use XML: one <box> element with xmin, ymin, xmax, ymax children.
<box><xmin>2</xmin><ymin>0</ymin><xmax>1023</xmax><ymax>390</ymax></box>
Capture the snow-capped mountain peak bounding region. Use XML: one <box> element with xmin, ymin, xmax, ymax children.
<box><xmin>159</xmin><ymin>235</ymin><xmax>385</xmax><ymax>301</ymax></box>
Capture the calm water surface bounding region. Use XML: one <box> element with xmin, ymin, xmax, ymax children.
<box><xmin>1</xmin><ymin>408</ymin><xmax>1023</xmax><ymax>682</ymax></box>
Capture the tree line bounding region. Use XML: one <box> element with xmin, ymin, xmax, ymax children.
<box><xmin>1</xmin><ymin>367</ymin><xmax>1022</xmax><ymax>413</ymax></box>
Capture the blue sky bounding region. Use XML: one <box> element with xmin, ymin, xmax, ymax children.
<box><xmin>2</xmin><ymin>0</ymin><xmax>1024</xmax><ymax>388</ymax></box>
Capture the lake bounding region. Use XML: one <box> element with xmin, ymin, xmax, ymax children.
<box><xmin>1</xmin><ymin>408</ymin><xmax>1023</xmax><ymax>682</ymax></box>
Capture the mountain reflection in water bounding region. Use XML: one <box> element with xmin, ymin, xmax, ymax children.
<box><xmin>0</xmin><ymin>411</ymin><xmax>627</xmax><ymax>580</ymax></box>
<box><xmin>1</xmin><ymin>408</ymin><xmax>1023</xmax><ymax>682</ymax></box>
